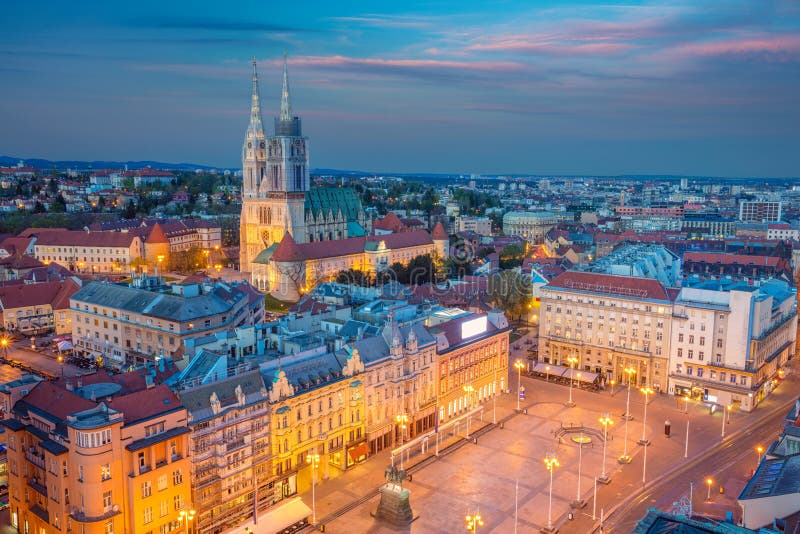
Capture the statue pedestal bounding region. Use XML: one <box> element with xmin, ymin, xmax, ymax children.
<box><xmin>373</xmin><ymin>483</ymin><xmax>415</xmax><ymax>526</ymax></box>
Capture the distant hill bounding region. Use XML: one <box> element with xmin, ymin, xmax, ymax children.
<box><xmin>0</xmin><ymin>155</ymin><xmax>220</xmax><ymax>171</ymax></box>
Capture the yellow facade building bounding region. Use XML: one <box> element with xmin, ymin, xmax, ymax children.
<box><xmin>262</xmin><ymin>348</ymin><xmax>366</xmax><ymax>499</ymax></box>
<box><xmin>1</xmin><ymin>371</ymin><xmax>191</xmax><ymax>534</ymax></box>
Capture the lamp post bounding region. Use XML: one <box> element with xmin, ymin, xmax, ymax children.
<box><xmin>514</xmin><ymin>359</ymin><xmax>525</xmax><ymax>412</ymax></box>
<box><xmin>638</xmin><ymin>387</ymin><xmax>654</xmax><ymax>446</ymax></box>
<box><xmin>178</xmin><ymin>508</ymin><xmax>196</xmax><ymax>534</ymax></box>
<box><xmin>544</xmin><ymin>452</ymin><xmax>560</xmax><ymax>532</ymax></box>
<box><xmin>721</xmin><ymin>406</ymin><xmax>726</xmax><ymax>439</ymax></box>
<box><xmin>306</xmin><ymin>453</ymin><xmax>320</xmax><ymax>524</ymax></box>
<box><xmin>705</xmin><ymin>477</ymin><xmax>713</xmax><ymax>502</ymax></box>
<box><xmin>623</xmin><ymin>366</ymin><xmax>637</xmax><ymax>420</ymax></box>
<box><xmin>683</xmin><ymin>395</ymin><xmax>690</xmax><ymax>414</ymax></box>
<box><xmin>609</xmin><ymin>378</ymin><xmax>616</xmax><ymax>396</ymax></box>
<box><xmin>0</xmin><ymin>337</ymin><xmax>8</xmax><ymax>361</ymax></box>
<box><xmin>463</xmin><ymin>384</ymin><xmax>475</xmax><ymax>438</ymax></box>
<box><xmin>571</xmin><ymin>432</ymin><xmax>586</xmax><ymax>509</ymax></box>
<box><xmin>396</xmin><ymin>413</ymin><xmax>409</xmax><ymax>469</ymax></box>
<box><xmin>756</xmin><ymin>445</ymin><xmax>764</xmax><ymax>471</ymax></box>
<box><xmin>566</xmin><ymin>355</ymin><xmax>578</xmax><ymax>407</ymax></box>
<box><xmin>598</xmin><ymin>414</ymin><xmax>614</xmax><ymax>484</ymax></box>
<box><xmin>545</xmin><ymin>365</ymin><xmax>550</xmax><ymax>382</ymax></box>
<box><xmin>465</xmin><ymin>511</ymin><xmax>485</xmax><ymax>533</ymax></box>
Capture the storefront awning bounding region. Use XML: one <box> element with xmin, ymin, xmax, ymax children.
<box><xmin>231</xmin><ymin>497</ymin><xmax>311</xmax><ymax>534</ymax></box>
<box><xmin>532</xmin><ymin>363</ymin><xmax>569</xmax><ymax>376</ymax></box>
<box><xmin>574</xmin><ymin>371</ymin><xmax>599</xmax><ymax>383</ymax></box>
<box><xmin>348</xmin><ymin>442</ymin><xmax>370</xmax><ymax>462</ymax></box>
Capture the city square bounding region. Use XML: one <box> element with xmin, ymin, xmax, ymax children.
<box><xmin>292</xmin><ymin>358</ymin><xmax>800</xmax><ymax>533</ymax></box>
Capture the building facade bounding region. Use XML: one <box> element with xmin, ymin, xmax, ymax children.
<box><xmin>177</xmin><ymin>370</ymin><xmax>272</xmax><ymax>534</ymax></box>
<box><xmin>430</xmin><ymin>311</ymin><xmax>510</xmax><ymax>425</ymax></box>
<box><xmin>351</xmin><ymin>322</ymin><xmax>438</xmax><ymax>455</ymax></box>
<box><xmin>70</xmin><ymin>278</ymin><xmax>264</xmax><ymax>369</ymax></box>
<box><xmin>502</xmin><ymin>211</ymin><xmax>566</xmax><ymax>244</ymax></box>
<box><xmin>456</xmin><ymin>216</ymin><xmax>492</xmax><ymax>236</ymax></box>
<box><xmin>667</xmin><ymin>280</ymin><xmax>797</xmax><ymax>412</ymax></box>
<box><xmin>739</xmin><ymin>201</ymin><xmax>782</xmax><ymax>223</ymax></box>
<box><xmin>1</xmin><ymin>374</ymin><xmax>191</xmax><ymax>534</ymax></box>
<box><xmin>32</xmin><ymin>231</ymin><xmax>144</xmax><ymax>274</ymax></box>
<box><xmin>539</xmin><ymin>271</ymin><xmax>673</xmax><ymax>390</ymax></box>
<box><xmin>260</xmin><ymin>349</ymin><xmax>366</xmax><ymax>498</ymax></box>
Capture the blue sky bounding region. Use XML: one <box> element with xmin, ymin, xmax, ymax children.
<box><xmin>1</xmin><ymin>0</ymin><xmax>798</xmax><ymax>176</ymax></box>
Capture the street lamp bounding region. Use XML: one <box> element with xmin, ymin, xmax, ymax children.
<box><xmin>638</xmin><ymin>387</ymin><xmax>654</xmax><ymax>446</ymax></box>
<box><xmin>609</xmin><ymin>378</ymin><xmax>616</xmax><ymax>396</ymax></box>
<box><xmin>178</xmin><ymin>509</ymin><xmax>196</xmax><ymax>534</ymax></box>
<box><xmin>623</xmin><ymin>366</ymin><xmax>637</xmax><ymax>420</ymax></box>
<box><xmin>514</xmin><ymin>359</ymin><xmax>525</xmax><ymax>412</ymax></box>
<box><xmin>756</xmin><ymin>445</ymin><xmax>764</xmax><ymax>471</ymax></box>
<box><xmin>705</xmin><ymin>477</ymin><xmax>713</xmax><ymax>501</ymax></box>
<box><xmin>683</xmin><ymin>395</ymin><xmax>691</xmax><ymax>414</ymax></box>
<box><xmin>721</xmin><ymin>405</ymin><xmax>726</xmax><ymax>439</ymax></box>
<box><xmin>396</xmin><ymin>413</ymin><xmax>409</xmax><ymax>469</ymax></box>
<box><xmin>306</xmin><ymin>453</ymin><xmax>320</xmax><ymax>524</ymax></box>
<box><xmin>572</xmin><ymin>432</ymin><xmax>586</xmax><ymax>509</ymax></box>
<box><xmin>544</xmin><ymin>452</ymin><xmax>560</xmax><ymax>532</ymax></box>
<box><xmin>463</xmin><ymin>384</ymin><xmax>475</xmax><ymax>438</ymax></box>
<box><xmin>545</xmin><ymin>365</ymin><xmax>550</xmax><ymax>382</ymax></box>
<box><xmin>598</xmin><ymin>414</ymin><xmax>614</xmax><ymax>484</ymax></box>
<box><xmin>0</xmin><ymin>337</ymin><xmax>8</xmax><ymax>361</ymax></box>
<box><xmin>465</xmin><ymin>511</ymin><xmax>485</xmax><ymax>533</ymax></box>
<box><xmin>566</xmin><ymin>355</ymin><xmax>579</xmax><ymax>407</ymax></box>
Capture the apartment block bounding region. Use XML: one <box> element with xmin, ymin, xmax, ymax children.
<box><xmin>539</xmin><ymin>271</ymin><xmax>674</xmax><ymax>390</ymax></box>
<box><xmin>1</xmin><ymin>371</ymin><xmax>191</xmax><ymax>534</ymax></box>
<box><xmin>668</xmin><ymin>279</ymin><xmax>796</xmax><ymax>412</ymax></box>
<box><xmin>69</xmin><ymin>277</ymin><xmax>264</xmax><ymax>368</ymax></box>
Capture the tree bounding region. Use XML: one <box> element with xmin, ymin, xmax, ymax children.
<box><xmin>499</xmin><ymin>244</ymin><xmax>525</xmax><ymax>269</ymax></box>
<box><xmin>122</xmin><ymin>200</ymin><xmax>137</xmax><ymax>219</ymax></box>
<box><xmin>32</xmin><ymin>201</ymin><xmax>46</xmax><ymax>214</ymax></box>
<box><xmin>487</xmin><ymin>270</ymin><xmax>532</xmax><ymax>320</ymax></box>
<box><xmin>51</xmin><ymin>194</ymin><xmax>67</xmax><ymax>213</ymax></box>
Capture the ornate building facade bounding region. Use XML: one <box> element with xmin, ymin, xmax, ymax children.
<box><xmin>239</xmin><ymin>57</ymin><xmax>370</xmax><ymax>276</ymax></box>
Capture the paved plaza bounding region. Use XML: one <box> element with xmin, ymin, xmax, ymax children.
<box><xmin>297</xmin><ymin>364</ymin><xmax>800</xmax><ymax>534</ymax></box>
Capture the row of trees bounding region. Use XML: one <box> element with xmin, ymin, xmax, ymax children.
<box><xmin>335</xmin><ymin>254</ymin><xmax>443</xmax><ymax>287</ymax></box>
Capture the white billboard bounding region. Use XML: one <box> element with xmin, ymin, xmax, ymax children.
<box><xmin>461</xmin><ymin>316</ymin><xmax>488</xmax><ymax>340</ymax></box>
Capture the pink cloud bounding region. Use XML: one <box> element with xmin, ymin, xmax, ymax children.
<box><xmin>671</xmin><ymin>34</ymin><xmax>800</xmax><ymax>60</ymax></box>
<box><xmin>284</xmin><ymin>54</ymin><xmax>525</xmax><ymax>74</ymax></box>
<box><xmin>468</xmin><ymin>39</ymin><xmax>636</xmax><ymax>55</ymax></box>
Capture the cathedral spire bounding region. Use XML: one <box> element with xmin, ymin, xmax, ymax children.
<box><xmin>280</xmin><ymin>51</ymin><xmax>292</xmax><ymax>122</ymax></box>
<box><xmin>248</xmin><ymin>56</ymin><xmax>264</xmax><ymax>136</ymax></box>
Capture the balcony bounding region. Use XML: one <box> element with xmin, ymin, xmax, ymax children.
<box><xmin>226</xmin><ymin>437</ymin><xmax>247</xmax><ymax>453</ymax></box>
<box><xmin>70</xmin><ymin>506</ymin><xmax>122</xmax><ymax>523</ymax></box>
<box><xmin>25</xmin><ymin>450</ymin><xmax>46</xmax><ymax>469</ymax></box>
<box><xmin>28</xmin><ymin>478</ymin><xmax>48</xmax><ymax>497</ymax></box>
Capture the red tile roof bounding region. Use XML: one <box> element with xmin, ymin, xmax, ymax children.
<box><xmin>683</xmin><ymin>252</ymin><xmax>780</xmax><ymax>267</ymax></box>
<box><xmin>272</xmin><ymin>232</ymin><xmax>304</xmax><ymax>262</ymax></box>
<box><xmin>0</xmin><ymin>236</ymin><xmax>34</xmax><ymax>255</ymax></box>
<box><xmin>432</xmin><ymin>222</ymin><xmax>448</xmax><ymax>240</ymax></box>
<box><xmin>546</xmin><ymin>271</ymin><xmax>670</xmax><ymax>300</ymax></box>
<box><xmin>146</xmin><ymin>223</ymin><xmax>169</xmax><ymax>244</ymax></box>
<box><xmin>20</xmin><ymin>382</ymin><xmax>95</xmax><ymax>421</ymax></box>
<box><xmin>0</xmin><ymin>279</ymin><xmax>78</xmax><ymax>310</ymax></box>
<box><xmin>30</xmin><ymin>230</ymin><xmax>140</xmax><ymax>248</ymax></box>
<box><xmin>373</xmin><ymin>213</ymin><xmax>406</xmax><ymax>232</ymax></box>
<box><xmin>273</xmin><ymin>230</ymin><xmax>434</xmax><ymax>262</ymax></box>
<box><xmin>106</xmin><ymin>385</ymin><xmax>182</xmax><ymax>425</ymax></box>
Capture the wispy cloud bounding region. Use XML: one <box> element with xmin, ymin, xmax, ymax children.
<box><xmin>332</xmin><ymin>14</ymin><xmax>435</xmax><ymax>30</ymax></box>
<box><xmin>128</xmin><ymin>17</ymin><xmax>318</xmax><ymax>34</ymax></box>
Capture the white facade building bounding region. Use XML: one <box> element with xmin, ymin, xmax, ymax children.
<box><xmin>667</xmin><ymin>280</ymin><xmax>796</xmax><ymax>412</ymax></box>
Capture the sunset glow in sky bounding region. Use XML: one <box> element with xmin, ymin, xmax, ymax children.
<box><xmin>1</xmin><ymin>0</ymin><xmax>798</xmax><ymax>176</ymax></box>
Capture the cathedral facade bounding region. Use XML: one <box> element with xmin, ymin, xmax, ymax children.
<box><xmin>239</xmin><ymin>57</ymin><xmax>370</xmax><ymax>279</ymax></box>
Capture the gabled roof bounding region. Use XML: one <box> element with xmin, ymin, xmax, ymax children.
<box><xmin>432</xmin><ymin>222</ymin><xmax>448</xmax><ymax>240</ymax></box>
<box><xmin>146</xmin><ymin>223</ymin><xmax>169</xmax><ymax>244</ymax></box>
<box><xmin>271</xmin><ymin>232</ymin><xmax>304</xmax><ymax>262</ymax></box>
<box><xmin>31</xmin><ymin>230</ymin><xmax>140</xmax><ymax>248</ymax></box>
<box><xmin>0</xmin><ymin>279</ymin><xmax>79</xmax><ymax>310</ymax></box>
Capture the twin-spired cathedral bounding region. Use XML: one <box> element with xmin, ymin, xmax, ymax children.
<box><xmin>239</xmin><ymin>57</ymin><xmax>447</xmax><ymax>301</ymax></box>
